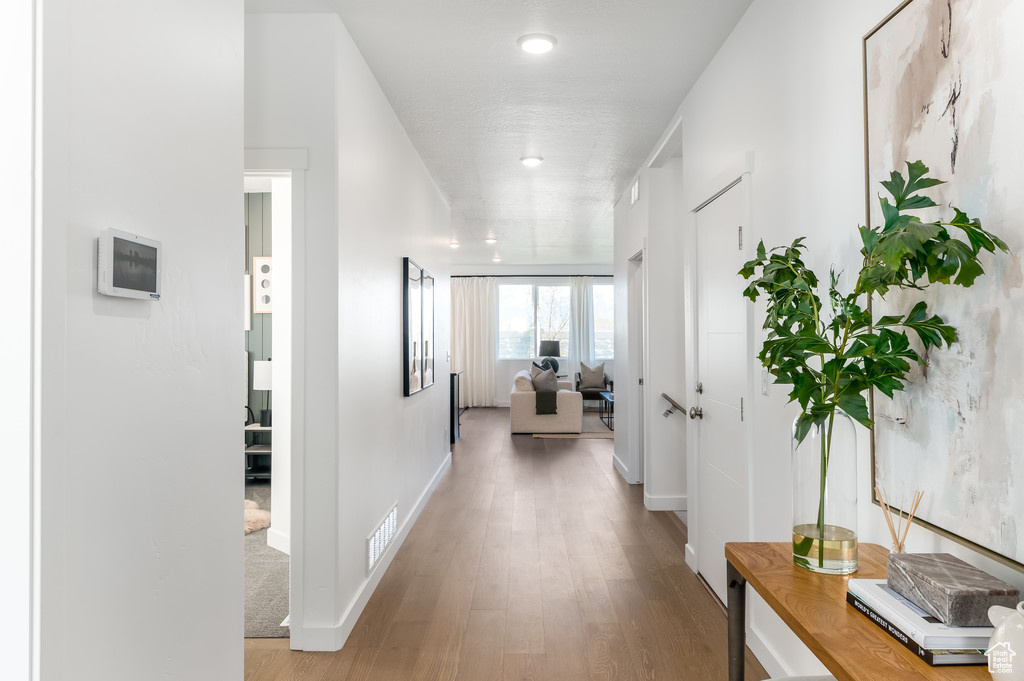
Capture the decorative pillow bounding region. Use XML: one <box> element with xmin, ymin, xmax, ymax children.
<box><xmin>530</xmin><ymin>364</ymin><xmax>559</xmax><ymax>391</ymax></box>
<box><xmin>579</xmin><ymin>362</ymin><xmax>606</xmax><ymax>389</ymax></box>
<box><xmin>513</xmin><ymin>370</ymin><xmax>535</xmax><ymax>392</ymax></box>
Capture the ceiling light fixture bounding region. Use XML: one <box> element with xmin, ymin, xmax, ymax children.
<box><xmin>520</xmin><ymin>156</ymin><xmax>543</xmax><ymax>168</ymax></box>
<box><xmin>518</xmin><ymin>34</ymin><xmax>556</xmax><ymax>55</ymax></box>
<box><xmin>449</xmin><ymin>241</ymin><xmax>460</xmax><ymax>249</ymax></box>
<box><xmin>485</xmin><ymin>237</ymin><xmax>497</xmax><ymax>245</ymax></box>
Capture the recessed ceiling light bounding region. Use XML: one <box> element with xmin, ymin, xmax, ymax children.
<box><xmin>520</xmin><ymin>156</ymin><xmax>543</xmax><ymax>168</ymax></box>
<box><xmin>492</xmin><ymin>256</ymin><xmax>502</xmax><ymax>262</ymax></box>
<box><xmin>485</xmin><ymin>237</ymin><xmax>497</xmax><ymax>245</ymax></box>
<box><xmin>518</xmin><ymin>34</ymin><xmax>556</xmax><ymax>55</ymax></box>
<box><xmin>449</xmin><ymin>241</ymin><xmax>460</xmax><ymax>249</ymax></box>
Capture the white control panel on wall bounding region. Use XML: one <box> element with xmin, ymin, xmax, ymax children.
<box><xmin>252</xmin><ymin>256</ymin><xmax>272</xmax><ymax>313</ymax></box>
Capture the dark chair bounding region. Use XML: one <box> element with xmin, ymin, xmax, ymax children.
<box><xmin>575</xmin><ymin>372</ymin><xmax>612</xmax><ymax>410</ymax></box>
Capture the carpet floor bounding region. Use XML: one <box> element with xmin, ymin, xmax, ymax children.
<box><xmin>245</xmin><ymin>481</ymin><xmax>289</xmax><ymax>638</ymax></box>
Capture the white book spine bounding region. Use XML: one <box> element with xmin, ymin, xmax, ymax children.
<box><xmin>848</xmin><ymin>580</ymin><xmax>991</xmax><ymax>648</ymax></box>
<box><xmin>848</xmin><ymin>581</ymin><xmax>927</xmax><ymax>642</ymax></box>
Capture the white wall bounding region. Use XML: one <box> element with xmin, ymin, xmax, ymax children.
<box><xmin>612</xmin><ymin>177</ymin><xmax>647</xmax><ymax>483</ymax></box>
<box><xmin>641</xmin><ymin>159</ymin><xmax>688</xmax><ymax>511</ymax></box>
<box><xmin>1</xmin><ymin>1</ymin><xmax>36</xmax><ymax>678</ymax></box>
<box><xmin>246</xmin><ymin>12</ymin><xmax>453</xmax><ymax>650</ymax></box>
<box><xmin>664</xmin><ymin>0</ymin><xmax>1024</xmax><ymax>675</ymax></box>
<box><xmin>37</xmin><ymin>2</ymin><xmax>244</xmax><ymax>680</ymax></box>
<box><xmin>612</xmin><ymin>160</ymin><xmax>689</xmax><ymax>512</ymax></box>
<box><xmin>245</xmin><ymin>14</ymin><xmax>341</xmax><ymax>648</ymax></box>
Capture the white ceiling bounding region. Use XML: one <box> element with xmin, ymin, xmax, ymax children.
<box><xmin>247</xmin><ymin>0</ymin><xmax>753</xmax><ymax>267</ymax></box>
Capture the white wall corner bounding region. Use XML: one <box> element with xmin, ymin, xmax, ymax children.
<box><xmin>613</xmin><ymin>453</ymin><xmax>639</xmax><ymax>484</ymax></box>
<box><xmin>294</xmin><ymin>452</ymin><xmax>452</xmax><ymax>651</ymax></box>
<box><xmin>642</xmin><ymin>493</ymin><xmax>686</xmax><ymax>512</ymax></box>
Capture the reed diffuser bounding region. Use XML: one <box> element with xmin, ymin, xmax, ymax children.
<box><xmin>876</xmin><ymin>487</ymin><xmax>923</xmax><ymax>553</ymax></box>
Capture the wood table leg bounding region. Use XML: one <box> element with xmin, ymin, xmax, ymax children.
<box><xmin>727</xmin><ymin>560</ymin><xmax>747</xmax><ymax>681</ymax></box>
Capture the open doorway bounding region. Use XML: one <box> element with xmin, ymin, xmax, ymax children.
<box><xmin>627</xmin><ymin>249</ymin><xmax>647</xmax><ymax>484</ymax></box>
<box><xmin>243</xmin><ymin>171</ymin><xmax>293</xmax><ymax>639</ymax></box>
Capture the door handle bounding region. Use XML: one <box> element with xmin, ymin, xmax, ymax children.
<box><xmin>689</xmin><ymin>406</ymin><xmax>703</xmax><ymax>420</ymax></box>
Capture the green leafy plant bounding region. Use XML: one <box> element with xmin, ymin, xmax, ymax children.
<box><xmin>739</xmin><ymin>161</ymin><xmax>1007</xmax><ymax>562</ymax></box>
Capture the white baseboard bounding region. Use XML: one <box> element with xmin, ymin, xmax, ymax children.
<box><xmin>643</xmin><ymin>492</ymin><xmax>686</xmax><ymax>511</ymax></box>
<box><xmin>295</xmin><ymin>451</ymin><xmax>453</xmax><ymax>651</ymax></box>
<box><xmin>747</xmin><ymin>622</ymin><xmax>788</xmax><ymax>679</ymax></box>
<box><xmin>685</xmin><ymin>543</ymin><xmax>697</xmax><ymax>571</ymax></box>
<box><xmin>673</xmin><ymin>510</ymin><xmax>687</xmax><ymax>526</ymax></box>
<box><xmin>267</xmin><ymin>527</ymin><xmax>289</xmax><ymax>555</ymax></box>
<box><xmin>612</xmin><ymin>454</ymin><xmax>638</xmax><ymax>483</ymax></box>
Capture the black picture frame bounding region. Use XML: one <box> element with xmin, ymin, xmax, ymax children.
<box><xmin>403</xmin><ymin>257</ymin><xmax>434</xmax><ymax>396</ymax></box>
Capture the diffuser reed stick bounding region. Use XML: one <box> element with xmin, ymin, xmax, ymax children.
<box><xmin>875</xmin><ymin>487</ymin><xmax>924</xmax><ymax>553</ymax></box>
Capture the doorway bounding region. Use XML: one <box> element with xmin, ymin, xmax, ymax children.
<box><xmin>627</xmin><ymin>249</ymin><xmax>647</xmax><ymax>484</ymax></box>
<box><xmin>243</xmin><ymin>173</ymin><xmax>292</xmax><ymax>638</ymax></box>
<box><xmin>692</xmin><ymin>178</ymin><xmax>751</xmax><ymax>603</ymax></box>
<box><xmin>242</xmin><ymin>151</ymin><xmax>309</xmax><ymax>647</ymax></box>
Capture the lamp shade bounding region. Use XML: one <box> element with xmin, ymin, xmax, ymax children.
<box><xmin>253</xmin><ymin>360</ymin><xmax>272</xmax><ymax>391</ymax></box>
<box><xmin>539</xmin><ymin>340</ymin><xmax>560</xmax><ymax>357</ymax></box>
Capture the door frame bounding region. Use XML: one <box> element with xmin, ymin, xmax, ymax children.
<box><xmin>244</xmin><ymin>148</ymin><xmax>307</xmax><ymax>649</ymax></box>
<box><xmin>683</xmin><ymin>153</ymin><xmax>757</xmax><ymax>574</ymax></box>
<box><xmin>627</xmin><ymin>247</ymin><xmax>648</xmax><ymax>486</ymax></box>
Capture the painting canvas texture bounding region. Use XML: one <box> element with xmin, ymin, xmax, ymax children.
<box><xmin>866</xmin><ymin>0</ymin><xmax>1024</xmax><ymax>562</ymax></box>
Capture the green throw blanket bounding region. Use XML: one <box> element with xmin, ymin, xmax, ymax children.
<box><xmin>536</xmin><ymin>389</ymin><xmax>558</xmax><ymax>415</ymax></box>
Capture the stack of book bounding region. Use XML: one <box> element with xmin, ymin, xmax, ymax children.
<box><xmin>847</xmin><ymin>579</ymin><xmax>992</xmax><ymax>666</ymax></box>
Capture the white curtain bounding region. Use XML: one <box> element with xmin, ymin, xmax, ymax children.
<box><xmin>569</xmin><ymin>276</ymin><xmax>595</xmax><ymax>381</ymax></box>
<box><xmin>451</xmin><ymin>277</ymin><xmax>497</xmax><ymax>407</ymax></box>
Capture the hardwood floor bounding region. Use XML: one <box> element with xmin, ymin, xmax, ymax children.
<box><xmin>244</xmin><ymin>407</ymin><xmax>769</xmax><ymax>681</ymax></box>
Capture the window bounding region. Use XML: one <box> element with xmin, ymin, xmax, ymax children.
<box><xmin>498</xmin><ymin>285</ymin><xmax>534</xmax><ymax>359</ymax></box>
<box><xmin>497</xmin><ymin>281</ymin><xmax>612</xmax><ymax>360</ymax></box>
<box><xmin>593</xmin><ymin>284</ymin><xmax>614</xmax><ymax>359</ymax></box>
<box><xmin>499</xmin><ymin>284</ymin><xmax>570</xmax><ymax>359</ymax></box>
<box><xmin>536</xmin><ymin>285</ymin><xmax>570</xmax><ymax>355</ymax></box>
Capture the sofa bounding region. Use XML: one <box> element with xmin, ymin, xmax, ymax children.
<box><xmin>509</xmin><ymin>369</ymin><xmax>583</xmax><ymax>434</ymax></box>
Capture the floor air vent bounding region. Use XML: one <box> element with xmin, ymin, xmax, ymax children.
<box><xmin>368</xmin><ymin>504</ymin><xmax>398</xmax><ymax>572</ymax></box>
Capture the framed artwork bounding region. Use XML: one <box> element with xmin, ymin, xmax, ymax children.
<box><xmin>403</xmin><ymin>257</ymin><xmax>434</xmax><ymax>396</ymax></box>
<box><xmin>865</xmin><ymin>0</ymin><xmax>1024</xmax><ymax>565</ymax></box>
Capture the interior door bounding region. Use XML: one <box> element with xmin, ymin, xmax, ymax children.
<box><xmin>694</xmin><ymin>181</ymin><xmax>749</xmax><ymax>603</ymax></box>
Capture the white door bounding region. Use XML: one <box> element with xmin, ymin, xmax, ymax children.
<box><xmin>694</xmin><ymin>181</ymin><xmax>749</xmax><ymax>603</ymax></box>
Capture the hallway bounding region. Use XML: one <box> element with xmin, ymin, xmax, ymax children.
<box><xmin>244</xmin><ymin>407</ymin><xmax>768</xmax><ymax>680</ymax></box>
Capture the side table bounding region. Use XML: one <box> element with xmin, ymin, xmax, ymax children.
<box><xmin>244</xmin><ymin>422</ymin><xmax>272</xmax><ymax>480</ymax></box>
<box><xmin>599</xmin><ymin>391</ymin><xmax>614</xmax><ymax>430</ymax></box>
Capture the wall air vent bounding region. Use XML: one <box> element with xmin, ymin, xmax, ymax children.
<box><xmin>367</xmin><ymin>504</ymin><xmax>398</xmax><ymax>573</ymax></box>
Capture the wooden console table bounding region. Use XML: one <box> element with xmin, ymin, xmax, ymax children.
<box><xmin>725</xmin><ymin>542</ymin><xmax>990</xmax><ymax>681</ymax></box>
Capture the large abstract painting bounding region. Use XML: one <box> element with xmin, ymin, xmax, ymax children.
<box><xmin>865</xmin><ymin>0</ymin><xmax>1024</xmax><ymax>563</ymax></box>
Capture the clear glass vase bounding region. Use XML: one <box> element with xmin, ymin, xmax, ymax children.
<box><xmin>791</xmin><ymin>410</ymin><xmax>858</xmax><ymax>574</ymax></box>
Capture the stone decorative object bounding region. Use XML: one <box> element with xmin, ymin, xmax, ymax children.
<box><xmin>887</xmin><ymin>552</ymin><xmax>1019</xmax><ymax>626</ymax></box>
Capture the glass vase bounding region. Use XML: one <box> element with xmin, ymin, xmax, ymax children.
<box><xmin>791</xmin><ymin>410</ymin><xmax>858</xmax><ymax>574</ymax></box>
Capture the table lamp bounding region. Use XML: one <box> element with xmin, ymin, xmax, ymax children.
<box><xmin>253</xmin><ymin>359</ymin><xmax>272</xmax><ymax>426</ymax></box>
<box><xmin>538</xmin><ymin>340</ymin><xmax>560</xmax><ymax>374</ymax></box>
